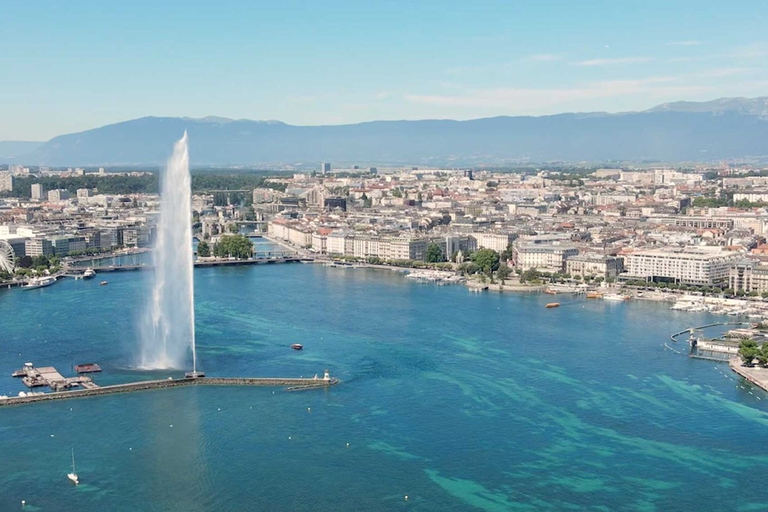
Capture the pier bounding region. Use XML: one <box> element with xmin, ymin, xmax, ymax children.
<box><xmin>62</xmin><ymin>256</ymin><xmax>303</xmax><ymax>275</ymax></box>
<box><xmin>1</xmin><ymin>368</ymin><xmax>339</xmax><ymax>407</ymax></box>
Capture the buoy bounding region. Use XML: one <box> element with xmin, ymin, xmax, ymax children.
<box><xmin>21</xmin><ymin>500</ymin><xmax>25</xmax><ymax>506</ymax></box>
<box><xmin>170</xmin><ymin>424</ymin><xmax>173</xmax><ymax>427</ymax></box>
<box><xmin>307</xmin><ymin>407</ymin><xmax>311</xmax><ymax>412</ymax></box>
<box><xmin>218</xmin><ymin>408</ymin><xmax>221</xmax><ymax>411</ymax></box>
<box><xmin>405</xmin><ymin>495</ymin><xmax>409</xmax><ymax>501</ymax></box>
<box><xmin>129</xmin><ymin>447</ymin><xmax>132</xmax><ymax>450</ymax></box>
<box><xmin>346</xmin><ymin>443</ymin><xmax>350</xmax><ymax>447</ymax></box>
<box><xmin>50</xmin><ymin>434</ymin><xmax>54</xmax><ymax>437</ymax></box>
<box><xmin>288</xmin><ymin>436</ymin><xmax>292</xmax><ymax>440</ymax></box>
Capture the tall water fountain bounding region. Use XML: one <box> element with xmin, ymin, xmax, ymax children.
<box><xmin>139</xmin><ymin>132</ymin><xmax>198</xmax><ymax>373</ymax></box>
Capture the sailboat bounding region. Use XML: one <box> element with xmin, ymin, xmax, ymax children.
<box><xmin>67</xmin><ymin>448</ymin><xmax>79</xmax><ymax>485</ymax></box>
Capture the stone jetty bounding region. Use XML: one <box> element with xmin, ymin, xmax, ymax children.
<box><xmin>0</xmin><ymin>374</ymin><xmax>339</xmax><ymax>408</ymax></box>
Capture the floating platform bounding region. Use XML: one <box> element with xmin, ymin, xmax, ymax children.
<box><xmin>74</xmin><ymin>363</ymin><xmax>102</xmax><ymax>374</ymax></box>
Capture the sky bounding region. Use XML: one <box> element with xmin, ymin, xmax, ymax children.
<box><xmin>2</xmin><ymin>0</ymin><xmax>768</xmax><ymax>140</ymax></box>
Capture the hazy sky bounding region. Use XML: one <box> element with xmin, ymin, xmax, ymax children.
<box><xmin>3</xmin><ymin>0</ymin><xmax>768</xmax><ymax>140</ymax></box>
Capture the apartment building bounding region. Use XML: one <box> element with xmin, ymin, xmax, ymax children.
<box><xmin>623</xmin><ymin>246</ymin><xmax>742</xmax><ymax>285</ymax></box>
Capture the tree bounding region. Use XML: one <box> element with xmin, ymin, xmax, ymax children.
<box><xmin>197</xmin><ymin>240</ymin><xmax>211</xmax><ymax>257</ymax></box>
<box><xmin>500</xmin><ymin>243</ymin><xmax>514</xmax><ymax>262</ymax></box>
<box><xmin>520</xmin><ymin>268</ymin><xmax>540</xmax><ymax>283</ymax></box>
<box><xmin>472</xmin><ymin>248</ymin><xmax>500</xmax><ymax>274</ymax></box>
<box><xmin>17</xmin><ymin>255</ymin><xmax>33</xmax><ymax>268</ymax></box>
<box><xmin>391</xmin><ymin>188</ymin><xmax>402</xmax><ymax>198</ymax></box>
<box><xmin>228</xmin><ymin>223</ymin><xmax>239</xmax><ymax>234</ymax></box>
<box><xmin>213</xmin><ymin>234</ymin><xmax>254</xmax><ymax>259</ymax></box>
<box><xmin>739</xmin><ymin>339</ymin><xmax>760</xmax><ymax>366</ymax></box>
<box><xmin>425</xmin><ymin>242</ymin><xmax>446</xmax><ymax>263</ymax></box>
<box><xmin>757</xmin><ymin>344</ymin><xmax>768</xmax><ymax>367</ymax></box>
<box><xmin>496</xmin><ymin>264</ymin><xmax>512</xmax><ymax>283</ymax></box>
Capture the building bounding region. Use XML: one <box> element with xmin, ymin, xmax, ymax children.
<box><xmin>324</xmin><ymin>197</ymin><xmax>347</xmax><ymax>211</ymax></box>
<box><xmin>565</xmin><ymin>254</ymin><xmax>624</xmax><ymax>278</ymax></box>
<box><xmin>50</xmin><ymin>235</ymin><xmax>87</xmax><ymax>256</ymax></box>
<box><xmin>730</xmin><ymin>260</ymin><xmax>768</xmax><ymax>294</ymax></box>
<box><xmin>472</xmin><ymin>232</ymin><xmax>514</xmax><ymax>253</ymax></box>
<box><xmin>31</xmin><ymin>183</ymin><xmax>44</xmax><ymax>200</ymax></box>
<box><xmin>77</xmin><ymin>188</ymin><xmax>93</xmax><ymax>199</ymax></box>
<box><xmin>512</xmin><ymin>243</ymin><xmax>579</xmax><ymax>272</ymax></box>
<box><xmin>321</xmin><ymin>162</ymin><xmax>331</xmax><ymax>174</ymax></box>
<box><xmin>0</xmin><ymin>236</ymin><xmax>28</xmax><ymax>257</ymax></box>
<box><xmin>268</xmin><ymin>219</ymin><xmax>312</xmax><ymax>247</ymax></box>
<box><xmin>379</xmin><ymin>237</ymin><xmax>427</xmax><ymax>261</ymax></box>
<box><xmin>48</xmin><ymin>189</ymin><xmax>71</xmax><ymax>202</ymax></box>
<box><xmin>25</xmin><ymin>238</ymin><xmax>54</xmax><ymax>257</ymax></box>
<box><xmin>0</xmin><ymin>173</ymin><xmax>12</xmax><ymax>192</ymax></box>
<box><xmin>623</xmin><ymin>246</ymin><xmax>743</xmax><ymax>286</ymax></box>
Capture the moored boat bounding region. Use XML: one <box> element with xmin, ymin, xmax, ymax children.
<box><xmin>602</xmin><ymin>293</ymin><xmax>629</xmax><ymax>301</ymax></box>
<box><xmin>99</xmin><ymin>280</ymin><xmax>108</xmax><ymax>286</ymax></box>
<box><xmin>22</xmin><ymin>276</ymin><xmax>57</xmax><ymax>290</ymax></box>
<box><xmin>545</xmin><ymin>302</ymin><xmax>560</xmax><ymax>308</ymax></box>
<box><xmin>291</xmin><ymin>343</ymin><xmax>303</xmax><ymax>350</ymax></box>
<box><xmin>82</xmin><ymin>268</ymin><xmax>96</xmax><ymax>279</ymax></box>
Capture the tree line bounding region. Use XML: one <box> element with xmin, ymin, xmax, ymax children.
<box><xmin>2</xmin><ymin>174</ymin><xmax>287</xmax><ymax>198</ymax></box>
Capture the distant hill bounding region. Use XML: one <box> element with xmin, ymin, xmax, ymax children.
<box><xmin>0</xmin><ymin>141</ymin><xmax>44</xmax><ymax>162</ymax></box>
<box><xmin>8</xmin><ymin>97</ymin><xmax>768</xmax><ymax>166</ymax></box>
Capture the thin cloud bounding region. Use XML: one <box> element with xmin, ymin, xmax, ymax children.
<box><xmin>523</xmin><ymin>54</ymin><xmax>560</xmax><ymax>62</ymax></box>
<box><xmin>668</xmin><ymin>40</ymin><xmax>702</xmax><ymax>46</ymax></box>
<box><xmin>572</xmin><ymin>57</ymin><xmax>653</xmax><ymax>66</ymax></box>
<box><xmin>403</xmin><ymin>77</ymin><xmax>710</xmax><ymax>110</ymax></box>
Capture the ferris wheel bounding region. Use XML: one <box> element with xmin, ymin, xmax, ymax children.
<box><xmin>0</xmin><ymin>240</ymin><xmax>15</xmax><ymax>273</ymax></box>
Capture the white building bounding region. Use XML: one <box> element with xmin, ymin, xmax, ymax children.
<box><xmin>565</xmin><ymin>254</ymin><xmax>623</xmax><ymax>278</ymax></box>
<box><xmin>623</xmin><ymin>246</ymin><xmax>743</xmax><ymax>285</ymax></box>
<box><xmin>472</xmin><ymin>232</ymin><xmax>514</xmax><ymax>253</ymax></box>
<box><xmin>31</xmin><ymin>183</ymin><xmax>44</xmax><ymax>200</ymax></box>
<box><xmin>512</xmin><ymin>243</ymin><xmax>579</xmax><ymax>272</ymax></box>
<box><xmin>0</xmin><ymin>172</ymin><xmax>12</xmax><ymax>192</ymax></box>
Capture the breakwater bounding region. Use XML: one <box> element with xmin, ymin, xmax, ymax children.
<box><xmin>0</xmin><ymin>375</ymin><xmax>338</xmax><ymax>407</ymax></box>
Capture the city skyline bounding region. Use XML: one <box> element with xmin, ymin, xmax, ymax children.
<box><xmin>3</xmin><ymin>0</ymin><xmax>768</xmax><ymax>140</ymax></box>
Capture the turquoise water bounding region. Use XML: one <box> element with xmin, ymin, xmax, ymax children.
<box><xmin>2</xmin><ymin>264</ymin><xmax>768</xmax><ymax>511</ymax></box>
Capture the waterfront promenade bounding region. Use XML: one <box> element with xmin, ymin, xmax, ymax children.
<box><xmin>729</xmin><ymin>358</ymin><xmax>768</xmax><ymax>393</ymax></box>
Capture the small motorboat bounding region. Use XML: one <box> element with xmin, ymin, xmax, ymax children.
<box><xmin>291</xmin><ymin>343</ymin><xmax>303</xmax><ymax>350</ymax></box>
<box><xmin>545</xmin><ymin>303</ymin><xmax>560</xmax><ymax>308</ymax></box>
<box><xmin>99</xmin><ymin>280</ymin><xmax>108</xmax><ymax>286</ymax></box>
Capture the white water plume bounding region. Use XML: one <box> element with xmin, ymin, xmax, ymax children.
<box><xmin>139</xmin><ymin>132</ymin><xmax>197</xmax><ymax>371</ymax></box>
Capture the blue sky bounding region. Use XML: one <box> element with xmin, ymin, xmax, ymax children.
<box><xmin>2</xmin><ymin>0</ymin><xmax>768</xmax><ymax>140</ymax></box>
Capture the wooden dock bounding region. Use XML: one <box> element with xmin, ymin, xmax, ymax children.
<box><xmin>0</xmin><ymin>375</ymin><xmax>339</xmax><ymax>407</ymax></box>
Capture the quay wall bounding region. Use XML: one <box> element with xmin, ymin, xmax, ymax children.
<box><xmin>729</xmin><ymin>358</ymin><xmax>768</xmax><ymax>393</ymax></box>
<box><xmin>0</xmin><ymin>376</ymin><xmax>337</xmax><ymax>408</ymax></box>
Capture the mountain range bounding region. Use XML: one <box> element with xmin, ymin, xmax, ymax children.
<box><xmin>4</xmin><ymin>97</ymin><xmax>768</xmax><ymax>166</ymax></box>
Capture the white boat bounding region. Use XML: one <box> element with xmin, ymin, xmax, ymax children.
<box><xmin>602</xmin><ymin>293</ymin><xmax>628</xmax><ymax>301</ymax></box>
<box><xmin>82</xmin><ymin>268</ymin><xmax>96</xmax><ymax>279</ymax></box>
<box><xmin>22</xmin><ymin>276</ymin><xmax>57</xmax><ymax>290</ymax></box>
<box><xmin>67</xmin><ymin>448</ymin><xmax>79</xmax><ymax>485</ymax></box>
